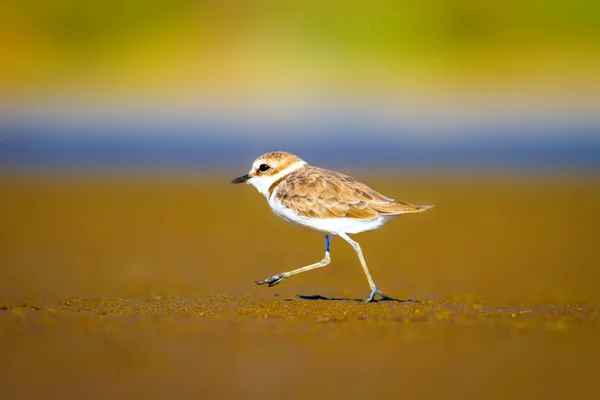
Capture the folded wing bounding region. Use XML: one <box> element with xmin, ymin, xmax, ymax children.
<box><xmin>275</xmin><ymin>167</ymin><xmax>429</xmax><ymax>220</ymax></box>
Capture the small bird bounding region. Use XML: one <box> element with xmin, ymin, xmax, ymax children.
<box><xmin>231</xmin><ymin>151</ymin><xmax>433</xmax><ymax>302</ymax></box>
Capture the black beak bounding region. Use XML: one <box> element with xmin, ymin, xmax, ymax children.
<box><xmin>231</xmin><ymin>174</ymin><xmax>250</xmax><ymax>184</ymax></box>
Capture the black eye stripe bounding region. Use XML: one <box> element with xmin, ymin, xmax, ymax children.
<box><xmin>259</xmin><ymin>164</ymin><xmax>270</xmax><ymax>172</ymax></box>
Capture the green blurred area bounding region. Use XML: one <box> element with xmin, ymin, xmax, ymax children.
<box><xmin>9</xmin><ymin>1</ymin><xmax>600</xmax><ymax>49</ymax></box>
<box><xmin>3</xmin><ymin>0</ymin><xmax>599</xmax><ymax>95</ymax></box>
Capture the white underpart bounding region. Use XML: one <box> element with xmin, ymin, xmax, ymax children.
<box><xmin>247</xmin><ymin>160</ymin><xmax>307</xmax><ymax>199</ymax></box>
<box><xmin>269</xmin><ymin>197</ymin><xmax>392</xmax><ymax>234</ymax></box>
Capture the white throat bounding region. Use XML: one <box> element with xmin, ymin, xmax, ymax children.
<box><xmin>248</xmin><ymin>161</ymin><xmax>307</xmax><ymax>199</ymax></box>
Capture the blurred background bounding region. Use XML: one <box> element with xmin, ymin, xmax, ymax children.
<box><xmin>1</xmin><ymin>0</ymin><xmax>600</xmax><ymax>300</ymax></box>
<box><xmin>1</xmin><ymin>0</ymin><xmax>599</xmax><ymax>170</ymax></box>
<box><xmin>1</xmin><ymin>2</ymin><xmax>600</xmax><ymax>399</ymax></box>
<box><xmin>2</xmin><ymin>0</ymin><xmax>600</xmax><ymax>301</ymax></box>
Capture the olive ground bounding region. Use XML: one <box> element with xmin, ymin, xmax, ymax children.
<box><xmin>1</xmin><ymin>175</ymin><xmax>598</xmax><ymax>399</ymax></box>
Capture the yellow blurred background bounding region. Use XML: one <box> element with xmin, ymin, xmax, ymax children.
<box><xmin>2</xmin><ymin>1</ymin><xmax>599</xmax><ymax>110</ymax></box>
<box><xmin>2</xmin><ymin>0</ymin><xmax>599</xmax><ymax>171</ymax></box>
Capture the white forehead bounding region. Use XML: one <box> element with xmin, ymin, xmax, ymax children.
<box><xmin>251</xmin><ymin>157</ymin><xmax>285</xmax><ymax>171</ymax></box>
<box><xmin>251</xmin><ymin>158</ymin><xmax>266</xmax><ymax>170</ymax></box>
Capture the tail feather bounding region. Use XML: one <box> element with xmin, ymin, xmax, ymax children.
<box><xmin>417</xmin><ymin>204</ymin><xmax>434</xmax><ymax>212</ymax></box>
<box><xmin>403</xmin><ymin>204</ymin><xmax>434</xmax><ymax>214</ymax></box>
<box><xmin>372</xmin><ymin>201</ymin><xmax>434</xmax><ymax>215</ymax></box>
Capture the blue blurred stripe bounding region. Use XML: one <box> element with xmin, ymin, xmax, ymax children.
<box><xmin>1</xmin><ymin>121</ymin><xmax>599</xmax><ymax>172</ymax></box>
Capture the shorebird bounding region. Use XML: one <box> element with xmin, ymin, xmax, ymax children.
<box><xmin>232</xmin><ymin>151</ymin><xmax>432</xmax><ymax>302</ymax></box>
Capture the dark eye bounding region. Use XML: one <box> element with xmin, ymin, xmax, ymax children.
<box><xmin>258</xmin><ymin>164</ymin><xmax>270</xmax><ymax>173</ymax></box>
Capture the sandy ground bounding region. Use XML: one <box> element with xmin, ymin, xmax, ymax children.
<box><xmin>1</xmin><ymin>174</ymin><xmax>599</xmax><ymax>399</ymax></box>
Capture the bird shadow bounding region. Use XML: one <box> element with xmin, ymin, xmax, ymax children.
<box><xmin>294</xmin><ymin>294</ymin><xmax>419</xmax><ymax>303</ymax></box>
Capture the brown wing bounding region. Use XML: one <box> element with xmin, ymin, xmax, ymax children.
<box><xmin>274</xmin><ymin>166</ymin><xmax>426</xmax><ymax>220</ymax></box>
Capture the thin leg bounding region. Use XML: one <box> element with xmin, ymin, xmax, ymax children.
<box><xmin>256</xmin><ymin>235</ymin><xmax>332</xmax><ymax>287</ymax></box>
<box><xmin>338</xmin><ymin>232</ymin><xmax>391</xmax><ymax>303</ymax></box>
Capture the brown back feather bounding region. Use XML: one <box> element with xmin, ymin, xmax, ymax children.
<box><xmin>274</xmin><ymin>166</ymin><xmax>426</xmax><ymax>220</ymax></box>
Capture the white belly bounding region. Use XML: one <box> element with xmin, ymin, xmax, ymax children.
<box><xmin>268</xmin><ymin>197</ymin><xmax>391</xmax><ymax>235</ymax></box>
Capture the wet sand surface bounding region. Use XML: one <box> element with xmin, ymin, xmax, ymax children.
<box><xmin>1</xmin><ymin>175</ymin><xmax>599</xmax><ymax>399</ymax></box>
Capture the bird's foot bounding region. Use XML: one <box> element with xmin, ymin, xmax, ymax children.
<box><xmin>255</xmin><ymin>273</ymin><xmax>287</xmax><ymax>287</ymax></box>
<box><xmin>364</xmin><ymin>288</ymin><xmax>393</xmax><ymax>303</ymax></box>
